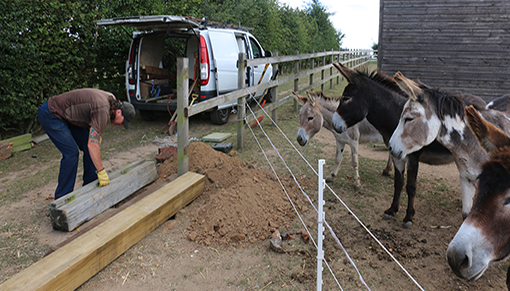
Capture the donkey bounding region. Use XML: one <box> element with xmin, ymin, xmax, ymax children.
<box><xmin>487</xmin><ymin>94</ymin><xmax>510</xmax><ymax>114</ymax></box>
<box><xmin>388</xmin><ymin>72</ymin><xmax>510</xmax><ymax>219</ymax></box>
<box><xmin>447</xmin><ymin>105</ymin><xmax>510</xmax><ymax>290</ymax></box>
<box><xmin>294</xmin><ymin>91</ymin><xmax>391</xmax><ymax>189</ymax></box>
<box><xmin>330</xmin><ymin>62</ymin><xmax>455</xmax><ymax>227</ymax></box>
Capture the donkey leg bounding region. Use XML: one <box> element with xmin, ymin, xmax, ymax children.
<box><xmin>326</xmin><ymin>140</ymin><xmax>345</xmax><ymax>183</ymax></box>
<box><xmin>349</xmin><ymin>140</ymin><xmax>361</xmax><ymax>190</ymax></box>
<box><xmin>383</xmin><ymin>158</ymin><xmax>406</xmax><ymax>220</ymax></box>
<box><xmin>403</xmin><ymin>154</ymin><xmax>419</xmax><ymax>228</ymax></box>
<box><xmin>382</xmin><ymin>152</ymin><xmax>393</xmax><ymax>176</ymax></box>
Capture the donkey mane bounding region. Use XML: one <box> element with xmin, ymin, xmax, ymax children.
<box><xmin>424</xmin><ymin>86</ymin><xmax>467</xmax><ymax>120</ymax></box>
<box><xmin>356</xmin><ymin>68</ymin><xmax>409</xmax><ymax>98</ymax></box>
<box><xmin>314</xmin><ymin>91</ymin><xmax>339</xmax><ymax>101</ymax></box>
<box><xmin>312</xmin><ymin>91</ymin><xmax>340</xmax><ymax>111</ymax></box>
<box><xmin>423</xmin><ymin>86</ymin><xmax>487</xmax><ymax>121</ymax></box>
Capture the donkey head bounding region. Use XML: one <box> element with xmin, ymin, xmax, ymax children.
<box><xmin>294</xmin><ymin>91</ymin><xmax>323</xmax><ymax>146</ymax></box>
<box><xmin>447</xmin><ymin>105</ymin><xmax>510</xmax><ymax>283</ymax></box>
<box><xmin>331</xmin><ymin>62</ymin><xmax>370</xmax><ymax>134</ymax></box>
<box><xmin>389</xmin><ymin>72</ymin><xmax>442</xmax><ymax>160</ymax></box>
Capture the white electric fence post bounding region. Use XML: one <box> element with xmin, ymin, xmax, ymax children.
<box><xmin>317</xmin><ymin>159</ymin><xmax>326</xmax><ymax>291</ymax></box>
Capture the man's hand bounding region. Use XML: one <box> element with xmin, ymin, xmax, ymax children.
<box><xmin>97</xmin><ymin>169</ymin><xmax>110</xmax><ymax>186</ymax></box>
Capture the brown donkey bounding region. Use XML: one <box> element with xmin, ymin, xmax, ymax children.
<box><xmin>447</xmin><ymin>105</ymin><xmax>510</xmax><ymax>290</ymax></box>
<box><xmin>294</xmin><ymin>91</ymin><xmax>391</xmax><ymax>189</ymax></box>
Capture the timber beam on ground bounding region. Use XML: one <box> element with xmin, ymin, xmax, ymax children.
<box><xmin>0</xmin><ymin>171</ymin><xmax>205</xmax><ymax>291</ymax></box>
<box><xmin>49</xmin><ymin>159</ymin><xmax>159</xmax><ymax>232</ymax></box>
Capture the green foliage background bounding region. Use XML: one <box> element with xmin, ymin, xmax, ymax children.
<box><xmin>0</xmin><ymin>0</ymin><xmax>344</xmax><ymax>136</ymax></box>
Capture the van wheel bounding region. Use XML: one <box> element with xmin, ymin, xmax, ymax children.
<box><xmin>210</xmin><ymin>108</ymin><xmax>230</xmax><ymax>125</ymax></box>
<box><xmin>139</xmin><ymin>110</ymin><xmax>158</xmax><ymax>121</ymax></box>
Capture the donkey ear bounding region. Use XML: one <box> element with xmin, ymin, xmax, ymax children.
<box><xmin>306</xmin><ymin>91</ymin><xmax>317</xmax><ymax>107</ymax></box>
<box><xmin>394</xmin><ymin>72</ymin><xmax>421</xmax><ymax>101</ymax></box>
<box><xmin>465</xmin><ymin>105</ymin><xmax>510</xmax><ymax>156</ymax></box>
<box><xmin>333</xmin><ymin>62</ymin><xmax>354</xmax><ymax>84</ymax></box>
<box><xmin>292</xmin><ymin>91</ymin><xmax>307</xmax><ymax>105</ymax></box>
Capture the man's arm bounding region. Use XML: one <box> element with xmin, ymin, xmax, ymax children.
<box><xmin>87</xmin><ymin>127</ymin><xmax>103</xmax><ymax>171</ymax></box>
<box><xmin>88</xmin><ymin>127</ymin><xmax>110</xmax><ymax>186</ymax></box>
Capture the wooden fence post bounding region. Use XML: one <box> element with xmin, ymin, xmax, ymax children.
<box><xmin>321</xmin><ymin>49</ymin><xmax>325</xmax><ymax>91</ymax></box>
<box><xmin>177</xmin><ymin>58</ymin><xmax>189</xmax><ymax>176</ymax></box>
<box><xmin>294</xmin><ymin>51</ymin><xmax>299</xmax><ymax>112</ymax></box>
<box><xmin>309</xmin><ymin>49</ymin><xmax>314</xmax><ymax>87</ymax></box>
<box><xmin>337</xmin><ymin>52</ymin><xmax>340</xmax><ymax>84</ymax></box>
<box><xmin>330</xmin><ymin>49</ymin><xmax>334</xmax><ymax>89</ymax></box>
<box><xmin>271</xmin><ymin>51</ymin><xmax>279</xmax><ymax>123</ymax></box>
<box><xmin>237</xmin><ymin>53</ymin><xmax>246</xmax><ymax>151</ymax></box>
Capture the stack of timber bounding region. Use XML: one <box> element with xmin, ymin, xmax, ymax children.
<box><xmin>1</xmin><ymin>133</ymin><xmax>32</xmax><ymax>154</ymax></box>
<box><xmin>0</xmin><ymin>171</ymin><xmax>205</xmax><ymax>291</ymax></box>
<box><xmin>49</xmin><ymin>159</ymin><xmax>158</xmax><ymax>232</ymax></box>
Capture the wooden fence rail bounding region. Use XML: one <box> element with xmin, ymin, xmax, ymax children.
<box><xmin>176</xmin><ymin>49</ymin><xmax>374</xmax><ymax>176</ymax></box>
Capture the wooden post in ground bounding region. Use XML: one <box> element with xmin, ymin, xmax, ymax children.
<box><xmin>271</xmin><ymin>52</ymin><xmax>279</xmax><ymax>124</ymax></box>
<box><xmin>293</xmin><ymin>51</ymin><xmax>299</xmax><ymax>112</ymax></box>
<box><xmin>177</xmin><ymin>57</ymin><xmax>189</xmax><ymax>176</ymax></box>
<box><xmin>237</xmin><ymin>53</ymin><xmax>246</xmax><ymax>151</ymax></box>
<box><xmin>330</xmin><ymin>49</ymin><xmax>334</xmax><ymax>89</ymax></box>
<box><xmin>321</xmin><ymin>49</ymin><xmax>325</xmax><ymax>92</ymax></box>
<box><xmin>0</xmin><ymin>172</ymin><xmax>205</xmax><ymax>291</ymax></box>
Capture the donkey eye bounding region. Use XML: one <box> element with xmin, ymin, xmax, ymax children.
<box><xmin>404</xmin><ymin>117</ymin><xmax>414</xmax><ymax>123</ymax></box>
<box><xmin>504</xmin><ymin>198</ymin><xmax>510</xmax><ymax>206</ymax></box>
<box><xmin>308</xmin><ymin>116</ymin><xmax>314</xmax><ymax>122</ymax></box>
<box><xmin>342</xmin><ymin>96</ymin><xmax>351</xmax><ymax>103</ymax></box>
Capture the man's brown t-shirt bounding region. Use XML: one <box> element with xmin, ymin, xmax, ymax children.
<box><xmin>48</xmin><ymin>88</ymin><xmax>116</xmax><ymax>135</ymax></box>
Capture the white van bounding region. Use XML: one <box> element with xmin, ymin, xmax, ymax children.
<box><xmin>96</xmin><ymin>15</ymin><xmax>274</xmax><ymax>124</ymax></box>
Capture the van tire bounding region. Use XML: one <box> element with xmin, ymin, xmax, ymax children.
<box><xmin>139</xmin><ymin>110</ymin><xmax>158</xmax><ymax>121</ymax></box>
<box><xmin>210</xmin><ymin>108</ymin><xmax>230</xmax><ymax>125</ymax></box>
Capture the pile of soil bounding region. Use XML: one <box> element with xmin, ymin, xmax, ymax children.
<box><xmin>156</xmin><ymin>142</ymin><xmax>311</xmax><ymax>247</ymax></box>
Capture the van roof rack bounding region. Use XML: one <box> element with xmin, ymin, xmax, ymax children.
<box><xmin>185</xmin><ymin>16</ymin><xmax>253</xmax><ymax>31</ymax></box>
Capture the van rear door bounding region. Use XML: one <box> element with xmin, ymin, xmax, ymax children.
<box><xmin>207</xmin><ymin>30</ymin><xmax>239</xmax><ymax>95</ymax></box>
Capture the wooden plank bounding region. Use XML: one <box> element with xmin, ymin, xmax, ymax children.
<box><xmin>3</xmin><ymin>133</ymin><xmax>32</xmax><ymax>153</ymax></box>
<box><xmin>202</xmin><ymin>132</ymin><xmax>232</xmax><ymax>142</ymax></box>
<box><xmin>0</xmin><ymin>171</ymin><xmax>205</xmax><ymax>291</ymax></box>
<box><xmin>32</xmin><ymin>134</ymin><xmax>49</xmax><ymax>144</ymax></box>
<box><xmin>49</xmin><ymin>159</ymin><xmax>157</xmax><ymax>231</ymax></box>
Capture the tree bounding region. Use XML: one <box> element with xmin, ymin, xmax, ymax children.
<box><xmin>0</xmin><ymin>0</ymin><xmax>350</xmax><ymax>136</ymax></box>
<box><xmin>0</xmin><ymin>0</ymin><xmax>98</xmax><ymax>134</ymax></box>
<box><xmin>305</xmin><ymin>0</ymin><xmax>344</xmax><ymax>52</ymax></box>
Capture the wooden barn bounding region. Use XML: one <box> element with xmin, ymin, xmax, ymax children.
<box><xmin>378</xmin><ymin>0</ymin><xmax>510</xmax><ymax>101</ymax></box>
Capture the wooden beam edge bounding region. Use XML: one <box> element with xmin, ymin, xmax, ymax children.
<box><xmin>0</xmin><ymin>172</ymin><xmax>205</xmax><ymax>291</ymax></box>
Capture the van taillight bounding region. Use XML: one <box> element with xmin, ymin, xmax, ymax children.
<box><xmin>199</xmin><ymin>36</ymin><xmax>210</xmax><ymax>86</ymax></box>
<box><xmin>128</xmin><ymin>40</ymin><xmax>135</xmax><ymax>85</ymax></box>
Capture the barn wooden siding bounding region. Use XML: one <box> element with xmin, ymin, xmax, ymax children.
<box><xmin>378</xmin><ymin>0</ymin><xmax>510</xmax><ymax>101</ymax></box>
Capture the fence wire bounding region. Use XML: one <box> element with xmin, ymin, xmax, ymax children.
<box><xmin>243</xmin><ymin>96</ymin><xmax>425</xmax><ymax>291</ymax></box>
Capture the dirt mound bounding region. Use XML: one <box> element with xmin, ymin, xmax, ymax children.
<box><xmin>156</xmin><ymin>142</ymin><xmax>308</xmax><ymax>247</ymax></box>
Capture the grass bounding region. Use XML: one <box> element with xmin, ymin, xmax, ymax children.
<box><xmin>0</xmin><ymin>61</ymin><xmax>379</xmax><ymax>287</ymax></box>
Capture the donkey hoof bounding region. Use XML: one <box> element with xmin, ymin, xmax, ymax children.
<box><xmin>382</xmin><ymin>170</ymin><xmax>391</xmax><ymax>176</ymax></box>
<box><xmin>382</xmin><ymin>213</ymin><xmax>394</xmax><ymax>220</ymax></box>
<box><xmin>403</xmin><ymin>221</ymin><xmax>413</xmax><ymax>229</ymax></box>
<box><xmin>353</xmin><ymin>184</ymin><xmax>361</xmax><ymax>191</ymax></box>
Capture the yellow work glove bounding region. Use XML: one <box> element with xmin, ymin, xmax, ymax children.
<box><xmin>96</xmin><ymin>168</ymin><xmax>110</xmax><ymax>187</ymax></box>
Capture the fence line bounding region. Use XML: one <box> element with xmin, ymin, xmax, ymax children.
<box><xmin>178</xmin><ymin>49</ymin><xmax>374</xmax><ymax>175</ymax></box>
<box><xmin>243</xmin><ymin>96</ymin><xmax>424</xmax><ymax>290</ymax></box>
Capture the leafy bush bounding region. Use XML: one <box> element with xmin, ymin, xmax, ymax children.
<box><xmin>0</xmin><ymin>0</ymin><xmax>343</xmax><ymax>137</ymax></box>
